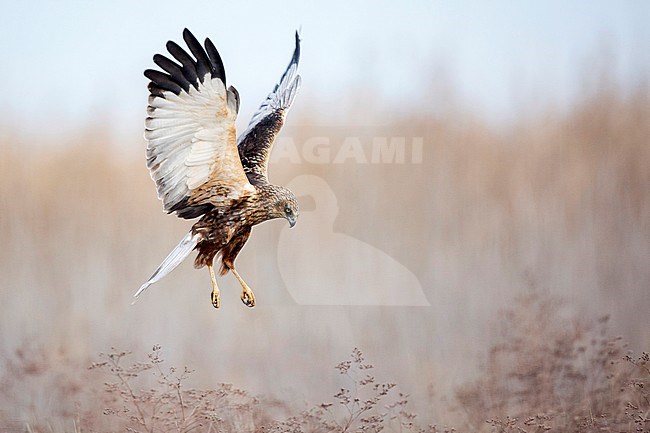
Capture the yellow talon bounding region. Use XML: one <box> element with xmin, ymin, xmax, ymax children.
<box><xmin>240</xmin><ymin>288</ymin><xmax>256</xmax><ymax>308</ymax></box>
<box><xmin>211</xmin><ymin>289</ymin><xmax>221</xmax><ymax>309</ymax></box>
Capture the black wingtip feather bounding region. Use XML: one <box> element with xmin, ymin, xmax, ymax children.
<box><xmin>166</xmin><ymin>40</ymin><xmax>199</xmax><ymax>89</ymax></box>
<box><xmin>144</xmin><ymin>69</ymin><xmax>183</xmax><ymax>95</ymax></box>
<box><xmin>273</xmin><ymin>31</ymin><xmax>301</xmax><ymax>92</ymax></box>
<box><xmin>182</xmin><ymin>29</ymin><xmax>212</xmax><ymax>83</ymax></box>
<box><xmin>292</xmin><ymin>31</ymin><xmax>301</xmax><ymax>66</ymax></box>
<box><xmin>204</xmin><ymin>38</ymin><xmax>226</xmax><ymax>84</ymax></box>
<box><xmin>153</xmin><ymin>54</ymin><xmax>191</xmax><ymax>92</ymax></box>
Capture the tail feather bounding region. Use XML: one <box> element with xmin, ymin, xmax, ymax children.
<box><xmin>132</xmin><ymin>231</ymin><xmax>200</xmax><ymax>302</ymax></box>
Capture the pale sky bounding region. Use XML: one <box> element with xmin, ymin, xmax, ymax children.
<box><xmin>0</xmin><ymin>0</ymin><xmax>648</xmax><ymax>139</ymax></box>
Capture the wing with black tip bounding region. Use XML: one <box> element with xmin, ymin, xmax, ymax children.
<box><xmin>144</xmin><ymin>29</ymin><xmax>252</xmax><ymax>219</ymax></box>
<box><xmin>237</xmin><ymin>32</ymin><xmax>302</xmax><ymax>186</ymax></box>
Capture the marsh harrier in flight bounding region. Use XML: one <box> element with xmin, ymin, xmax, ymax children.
<box><xmin>134</xmin><ymin>29</ymin><xmax>301</xmax><ymax>308</ymax></box>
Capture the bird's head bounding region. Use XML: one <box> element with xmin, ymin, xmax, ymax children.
<box><xmin>278</xmin><ymin>191</ymin><xmax>299</xmax><ymax>228</ymax></box>
<box><xmin>264</xmin><ymin>185</ymin><xmax>299</xmax><ymax>228</ymax></box>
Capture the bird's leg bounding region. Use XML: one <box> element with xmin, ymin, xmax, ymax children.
<box><xmin>230</xmin><ymin>267</ymin><xmax>256</xmax><ymax>308</ymax></box>
<box><xmin>208</xmin><ymin>263</ymin><xmax>220</xmax><ymax>309</ymax></box>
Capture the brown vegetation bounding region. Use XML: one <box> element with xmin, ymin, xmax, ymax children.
<box><xmin>455</xmin><ymin>295</ymin><xmax>650</xmax><ymax>432</ymax></box>
<box><xmin>1</xmin><ymin>296</ymin><xmax>648</xmax><ymax>432</ymax></box>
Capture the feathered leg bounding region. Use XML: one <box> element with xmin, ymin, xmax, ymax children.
<box><xmin>208</xmin><ymin>262</ymin><xmax>220</xmax><ymax>309</ymax></box>
<box><xmin>220</xmin><ymin>228</ymin><xmax>255</xmax><ymax>307</ymax></box>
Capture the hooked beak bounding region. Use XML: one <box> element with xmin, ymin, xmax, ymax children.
<box><xmin>287</xmin><ymin>214</ymin><xmax>297</xmax><ymax>228</ymax></box>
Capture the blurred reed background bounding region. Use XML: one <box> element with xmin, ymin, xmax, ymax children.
<box><xmin>0</xmin><ymin>2</ymin><xmax>649</xmax><ymax>431</ymax></box>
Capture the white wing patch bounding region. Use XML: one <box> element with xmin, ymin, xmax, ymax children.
<box><xmin>145</xmin><ymin>74</ymin><xmax>252</xmax><ymax>213</ymax></box>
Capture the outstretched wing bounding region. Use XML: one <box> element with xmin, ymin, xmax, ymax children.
<box><xmin>145</xmin><ymin>29</ymin><xmax>254</xmax><ymax>219</ymax></box>
<box><xmin>237</xmin><ymin>32</ymin><xmax>302</xmax><ymax>186</ymax></box>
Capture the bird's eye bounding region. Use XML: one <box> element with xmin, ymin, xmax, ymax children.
<box><xmin>285</xmin><ymin>206</ymin><xmax>292</xmax><ymax>215</ymax></box>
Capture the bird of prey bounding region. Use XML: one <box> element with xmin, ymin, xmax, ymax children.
<box><xmin>133</xmin><ymin>29</ymin><xmax>301</xmax><ymax>309</ymax></box>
